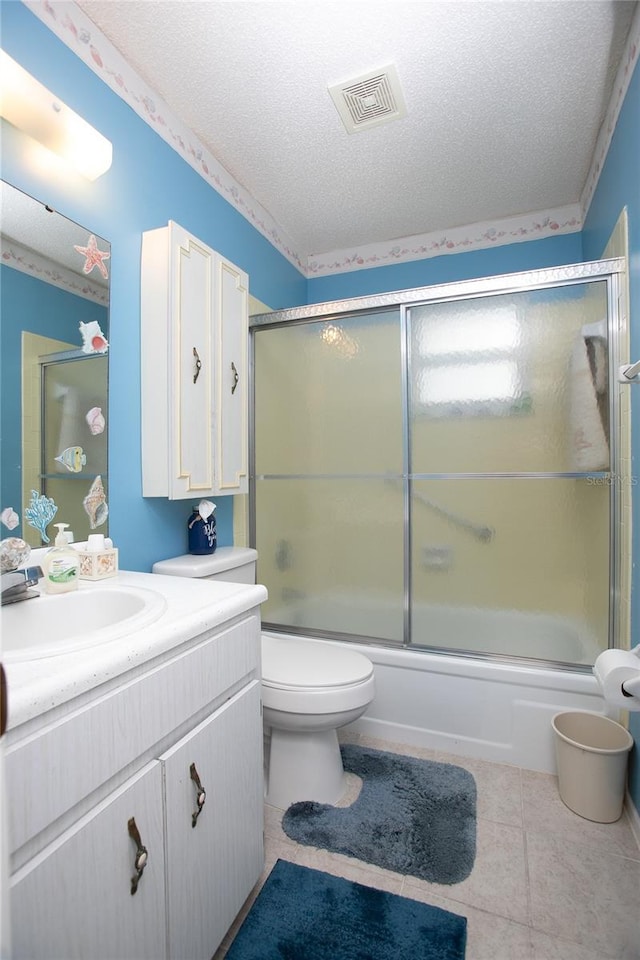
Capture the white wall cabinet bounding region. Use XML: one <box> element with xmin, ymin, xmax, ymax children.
<box><xmin>141</xmin><ymin>221</ymin><xmax>249</xmax><ymax>499</ymax></box>
<box><xmin>7</xmin><ymin>613</ymin><xmax>264</xmax><ymax>960</ymax></box>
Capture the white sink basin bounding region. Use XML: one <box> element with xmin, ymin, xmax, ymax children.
<box><xmin>2</xmin><ymin>585</ymin><xmax>167</xmax><ymax>662</ymax></box>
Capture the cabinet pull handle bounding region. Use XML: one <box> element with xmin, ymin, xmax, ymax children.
<box><xmin>128</xmin><ymin>817</ymin><xmax>149</xmax><ymax>895</ymax></box>
<box><xmin>231</xmin><ymin>361</ymin><xmax>239</xmax><ymax>395</ymax></box>
<box><xmin>193</xmin><ymin>347</ymin><xmax>202</xmax><ymax>384</ymax></box>
<box><xmin>190</xmin><ymin>762</ymin><xmax>207</xmax><ymax>828</ymax></box>
<box><xmin>1</xmin><ymin>664</ymin><xmax>7</xmax><ymax>737</ymax></box>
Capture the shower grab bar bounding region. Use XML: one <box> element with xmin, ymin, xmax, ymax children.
<box><xmin>384</xmin><ymin>479</ymin><xmax>493</xmax><ymax>542</ymax></box>
<box><xmin>413</xmin><ymin>490</ymin><xmax>494</xmax><ymax>542</ymax></box>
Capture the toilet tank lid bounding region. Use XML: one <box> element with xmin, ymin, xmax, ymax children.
<box><xmin>152</xmin><ymin>546</ymin><xmax>258</xmax><ymax>578</ymax></box>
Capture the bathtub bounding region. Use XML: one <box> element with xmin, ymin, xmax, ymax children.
<box><xmin>263</xmin><ymin>600</ymin><xmax>608</xmax><ymax>774</ymax></box>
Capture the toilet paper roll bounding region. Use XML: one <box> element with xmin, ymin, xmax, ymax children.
<box><xmin>593</xmin><ymin>649</ymin><xmax>640</xmax><ymax>710</ymax></box>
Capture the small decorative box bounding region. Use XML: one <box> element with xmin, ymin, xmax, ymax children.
<box><xmin>77</xmin><ymin>534</ymin><xmax>118</xmax><ymax>580</ymax></box>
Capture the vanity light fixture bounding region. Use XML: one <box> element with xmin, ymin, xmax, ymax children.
<box><xmin>0</xmin><ymin>50</ymin><xmax>112</xmax><ymax>181</ymax></box>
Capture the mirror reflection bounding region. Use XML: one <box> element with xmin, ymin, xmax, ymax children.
<box><xmin>0</xmin><ymin>181</ymin><xmax>110</xmax><ymax>546</ymax></box>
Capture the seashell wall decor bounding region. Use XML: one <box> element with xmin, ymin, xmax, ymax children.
<box><xmin>85</xmin><ymin>406</ymin><xmax>106</xmax><ymax>435</ymax></box>
<box><xmin>79</xmin><ymin>320</ymin><xmax>109</xmax><ymax>354</ymax></box>
<box><xmin>83</xmin><ymin>475</ymin><xmax>108</xmax><ymax>529</ymax></box>
<box><xmin>1</xmin><ymin>507</ymin><xmax>19</xmax><ymax>531</ymax></box>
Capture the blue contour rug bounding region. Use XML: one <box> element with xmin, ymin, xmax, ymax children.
<box><xmin>282</xmin><ymin>744</ymin><xmax>477</xmax><ymax>885</ymax></box>
<box><xmin>225</xmin><ymin>859</ymin><xmax>467</xmax><ymax>960</ymax></box>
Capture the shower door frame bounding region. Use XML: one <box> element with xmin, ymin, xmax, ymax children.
<box><xmin>249</xmin><ymin>257</ymin><xmax>626</xmax><ymax>669</ymax></box>
<box><xmin>38</xmin><ymin>347</ymin><xmax>109</xmax><ymax>541</ymax></box>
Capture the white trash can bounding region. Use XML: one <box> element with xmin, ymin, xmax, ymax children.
<box><xmin>551</xmin><ymin>711</ymin><xmax>634</xmax><ymax>822</ymax></box>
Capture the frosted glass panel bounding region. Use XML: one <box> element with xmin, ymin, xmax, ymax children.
<box><xmin>251</xmin><ymin>268</ymin><xmax>615</xmax><ymax>669</ymax></box>
<box><xmin>42</xmin><ymin>355</ymin><xmax>108</xmax><ymax>539</ymax></box>
<box><xmin>43</xmin><ymin>356</ymin><xmax>108</xmax><ymax>476</ymax></box>
<box><xmin>256</xmin><ymin>478</ymin><xmax>404</xmax><ymax>643</ymax></box>
<box><xmin>410</xmin><ymin>478</ymin><xmax>609</xmax><ymax>665</ymax></box>
<box><xmin>254</xmin><ymin>311</ymin><xmax>402</xmax><ymax>476</ymax></box>
<box><xmin>410</xmin><ymin>283</ymin><xmax>609</xmax><ymax>474</ymax></box>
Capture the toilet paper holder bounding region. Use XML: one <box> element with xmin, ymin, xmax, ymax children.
<box><xmin>621</xmin><ymin>676</ymin><xmax>640</xmax><ymax>697</ymax></box>
<box><xmin>621</xmin><ymin>663</ymin><xmax>640</xmax><ymax>698</ymax></box>
<box><xmin>594</xmin><ymin>644</ymin><xmax>640</xmax><ymax>708</ymax></box>
<box><xmin>618</xmin><ymin>644</ymin><xmax>640</xmax><ymax>699</ymax></box>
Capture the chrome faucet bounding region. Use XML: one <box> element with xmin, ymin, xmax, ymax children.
<box><xmin>1</xmin><ymin>566</ymin><xmax>43</xmax><ymax>605</ymax></box>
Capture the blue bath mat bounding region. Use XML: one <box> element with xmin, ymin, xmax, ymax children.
<box><xmin>282</xmin><ymin>744</ymin><xmax>476</xmax><ymax>884</ymax></box>
<box><xmin>225</xmin><ymin>859</ymin><xmax>467</xmax><ymax>960</ymax></box>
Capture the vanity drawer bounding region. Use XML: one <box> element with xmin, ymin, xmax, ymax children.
<box><xmin>6</xmin><ymin>613</ymin><xmax>261</xmax><ymax>855</ymax></box>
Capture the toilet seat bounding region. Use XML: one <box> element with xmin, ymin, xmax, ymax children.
<box><xmin>262</xmin><ymin>635</ymin><xmax>374</xmax><ymax>689</ymax></box>
<box><xmin>261</xmin><ymin>635</ymin><xmax>375</xmax><ymax>716</ymax></box>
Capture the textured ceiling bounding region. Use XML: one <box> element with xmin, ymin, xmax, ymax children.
<box><xmin>1</xmin><ymin>180</ymin><xmax>109</xmax><ymax>289</ymax></box>
<box><xmin>74</xmin><ymin>0</ymin><xmax>637</xmax><ymax>258</ymax></box>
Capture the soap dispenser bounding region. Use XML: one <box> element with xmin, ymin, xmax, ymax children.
<box><xmin>42</xmin><ymin>523</ymin><xmax>80</xmax><ymax>594</ymax></box>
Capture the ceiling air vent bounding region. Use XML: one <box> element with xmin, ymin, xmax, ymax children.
<box><xmin>328</xmin><ymin>63</ymin><xmax>407</xmax><ymax>134</ymax></box>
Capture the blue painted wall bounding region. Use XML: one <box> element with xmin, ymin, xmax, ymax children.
<box><xmin>307</xmin><ymin>232</ymin><xmax>583</xmax><ymax>302</ymax></box>
<box><xmin>0</xmin><ymin>1</ymin><xmax>306</xmax><ymax>571</ymax></box>
<box><xmin>583</xmin><ymin>54</ymin><xmax>640</xmax><ymax>817</ymax></box>
<box><xmin>0</xmin><ymin>266</ymin><xmax>108</xmax><ymax>540</ymax></box>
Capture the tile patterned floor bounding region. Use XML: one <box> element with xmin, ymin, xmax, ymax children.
<box><xmin>214</xmin><ymin>733</ymin><xmax>640</xmax><ymax>960</ymax></box>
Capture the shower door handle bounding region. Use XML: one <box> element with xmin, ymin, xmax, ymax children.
<box><xmin>231</xmin><ymin>361</ymin><xmax>239</xmax><ymax>394</ymax></box>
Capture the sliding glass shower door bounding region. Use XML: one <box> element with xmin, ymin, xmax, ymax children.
<box><xmin>254</xmin><ymin>309</ymin><xmax>405</xmax><ymax>642</ymax></box>
<box><xmin>252</xmin><ymin>263</ymin><xmax>619</xmax><ymax>667</ymax></box>
<box><xmin>408</xmin><ymin>283</ymin><xmax>610</xmax><ymax>664</ymax></box>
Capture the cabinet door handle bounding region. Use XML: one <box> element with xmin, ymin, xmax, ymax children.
<box><xmin>1</xmin><ymin>664</ymin><xmax>7</xmax><ymax>737</ymax></box>
<box><xmin>231</xmin><ymin>361</ymin><xmax>239</xmax><ymax>395</ymax></box>
<box><xmin>128</xmin><ymin>817</ymin><xmax>149</xmax><ymax>895</ymax></box>
<box><xmin>190</xmin><ymin>762</ymin><xmax>207</xmax><ymax>828</ymax></box>
<box><xmin>193</xmin><ymin>347</ymin><xmax>202</xmax><ymax>384</ymax></box>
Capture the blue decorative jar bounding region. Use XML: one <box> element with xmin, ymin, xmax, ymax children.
<box><xmin>187</xmin><ymin>506</ymin><xmax>217</xmax><ymax>555</ymax></box>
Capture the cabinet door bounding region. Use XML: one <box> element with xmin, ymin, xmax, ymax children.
<box><xmin>214</xmin><ymin>254</ymin><xmax>249</xmax><ymax>495</ymax></box>
<box><xmin>11</xmin><ymin>762</ymin><xmax>166</xmax><ymax>960</ymax></box>
<box><xmin>142</xmin><ymin>222</ymin><xmax>218</xmax><ymax>499</ymax></box>
<box><xmin>170</xmin><ymin>224</ymin><xmax>218</xmax><ymax>499</ymax></box>
<box><xmin>161</xmin><ymin>681</ymin><xmax>263</xmax><ymax>960</ymax></box>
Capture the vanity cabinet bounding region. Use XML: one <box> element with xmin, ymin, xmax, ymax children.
<box><xmin>11</xmin><ymin>762</ymin><xmax>167</xmax><ymax>960</ymax></box>
<box><xmin>7</xmin><ymin>610</ymin><xmax>264</xmax><ymax>960</ymax></box>
<box><xmin>141</xmin><ymin>221</ymin><xmax>249</xmax><ymax>499</ymax></box>
<box><xmin>162</xmin><ymin>682</ymin><xmax>262</xmax><ymax>960</ymax></box>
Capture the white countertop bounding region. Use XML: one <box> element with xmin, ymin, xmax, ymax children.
<box><xmin>2</xmin><ymin>570</ymin><xmax>267</xmax><ymax>731</ymax></box>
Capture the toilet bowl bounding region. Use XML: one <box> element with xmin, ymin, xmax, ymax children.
<box><xmin>152</xmin><ymin>548</ymin><xmax>375</xmax><ymax>809</ymax></box>
<box><xmin>262</xmin><ymin>633</ymin><xmax>375</xmax><ymax>808</ymax></box>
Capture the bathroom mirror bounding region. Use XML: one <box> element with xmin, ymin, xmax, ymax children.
<box><xmin>0</xmin><ymin>180</ymin><xmax>110</xmax><ymax>546</ymax></box>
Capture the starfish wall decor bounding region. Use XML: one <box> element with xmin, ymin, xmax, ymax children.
<box><xmin>74</xmin><ymin>234</ymin><xmax>110</xmax><ymax>279</ymax></box>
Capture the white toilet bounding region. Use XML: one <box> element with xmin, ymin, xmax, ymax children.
<box><xmin>152</xmin><ymin>547</ymin><xmax>375</xmax><ymax>809</ymax></box>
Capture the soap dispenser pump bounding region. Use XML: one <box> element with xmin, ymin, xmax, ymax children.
<box><xmin>43</xmin><ymin>523</ymin><xmax>80</xmax><ymax>594</ymax></box>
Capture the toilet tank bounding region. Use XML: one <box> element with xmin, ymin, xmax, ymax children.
<box><xmin>152</xmin><ymin>546</ymin><xmax>257</xmax><ymax>584</ymax></box>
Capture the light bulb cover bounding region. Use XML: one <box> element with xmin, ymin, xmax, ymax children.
<box><xmin>0</xmin><ymin>50</ymin><xmax>112</xmax><ymax>180</ymax></box>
